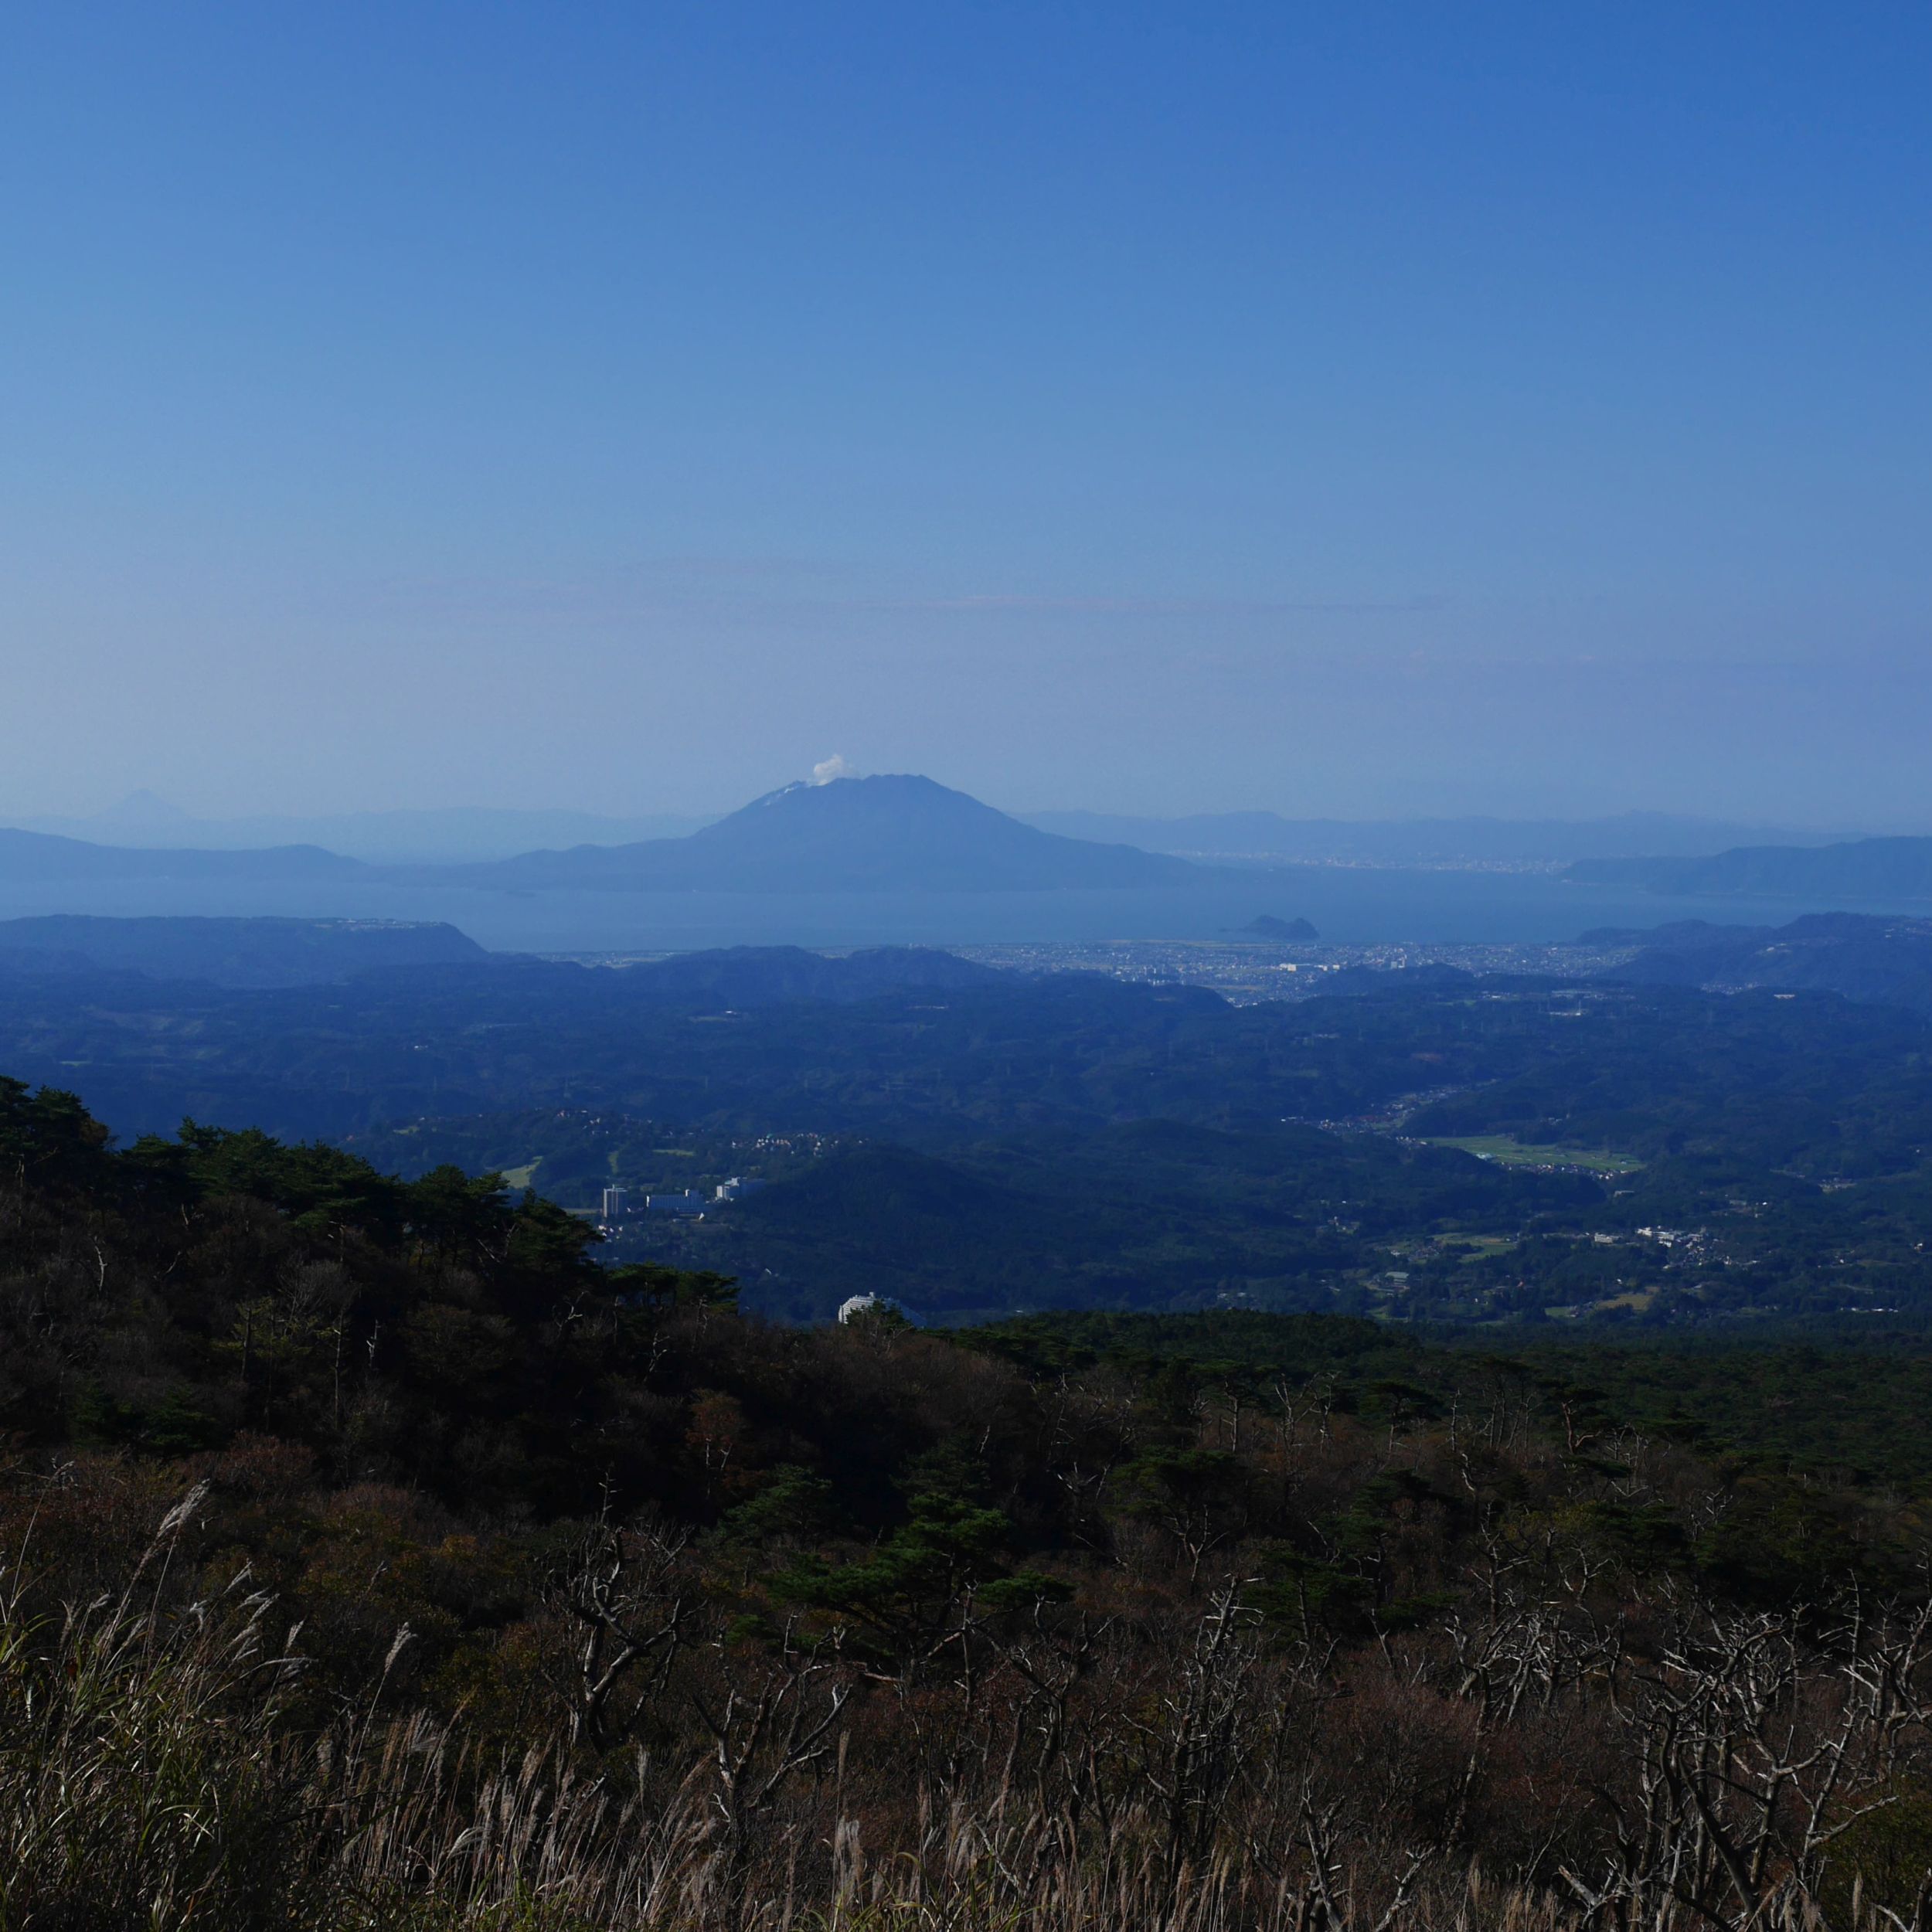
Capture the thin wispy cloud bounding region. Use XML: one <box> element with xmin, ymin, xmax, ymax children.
<box><xmin>889</xmin><ymin>594</ymin><xmax>1445</xmax><ymax>617</ymax></box>
<box><xmin>324</xmin><ymin>575</ymin><xmax>1444</xmax><ymax>626</ymax></box>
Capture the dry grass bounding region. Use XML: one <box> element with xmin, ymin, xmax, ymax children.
<box><xmin>1</xmin><ymin>1490</ymin><xmax>1925</xmax><ymax>1932</ymax></box>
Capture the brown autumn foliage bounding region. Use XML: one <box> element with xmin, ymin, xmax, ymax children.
<box><xmin>4</xmin><ymin>1086</ymin><xmax>1932</xmax><ymax>1927</ymax></box>
<box><xmin>4</xmin><ymin>1318</ymin><xmax>1932</xmax><ymax>1931</ymax></box>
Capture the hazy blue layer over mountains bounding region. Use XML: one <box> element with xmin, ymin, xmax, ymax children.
<box><xmin>15</xmin><ymin>790</ymin><xmax>1847</xmax><ymax>871</ymax></box>
<box><xmin>424</xmin><ymin>775</ymin><xmax>1202</xmax><ymax>893</ymax></box>
<box><xmin>0</xmin><ymin>828</ymin><xmax>364</xmax><ymax>883</ymax></box>
<box><xmin>9</xmin><ymin>903</ymin><xmax>1930</xmax><ymax>1015</ymax></box>
<box><xmin>6</xmin><ymin>913</ymin><xmax>1932</xmax><ymax>1143</ymax></box>
<box><xmin>1594</xmin><ymin>912</ymin><xmax>1932</xmax><ymax>1009</ymax></box>
<box><xmin>1571</xmin><ymin>838</ymin><xmax>1932</xmax><ymax>901</ymax></box>
<box><xmin>1029</xmin><ymin>809</ymin><xmax>1845</xmax><ymax>865</ymax></box>
<box><xmin>537</xmin><ymin>943</ymin><xmax>1000</xmax><ymax>1005</ymax></box>
<box><xmin>12</xmin><ymin>920</ymin><xmax>1932</xmax><ymax>1325</ymax></box>
<box><xmin>3</xmin><ymin>778</ymin><xmax>1928</xmax><ymax>951</ymax></box>
<box><xmin>12</xmin><ymin>791</ymin><xmax>710</xmax><ymax>862</ymax></box>
<box><xmin>0</xmin><ymin>915</ymin><xmax>485</xmax><ymax>988</ymax></box>
<box><xmin>2</xmin><ymin>777</ymin><xmax>1196</xmax><ymax>895</ymax></box>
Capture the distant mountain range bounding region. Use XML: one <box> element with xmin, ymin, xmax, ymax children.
<box><xmin>421</xmin><ymin>775</ymin><xmax>1203</xmax><ymax>893</ymax></box>
<box><xmin>0</xmin><ymin>828</ymin><xmax>366</xmax><ymax>883</ymax></box>
<box><xmin>2</xmin><ymin>779</ymin><xmax>1903</xmax><ymax>903</ymax></box>
<box><xmin>1570</xmin><ymin>837</ymin><xmax>1932</xmax><ymax>901</ymax></box>
<box><xmin>1025</xmin><ymin>809</ymin><xmax>1845</xmax><ymax>866</ymax></box>
<box><xmin>8</xmin><ymin>792</ymin><xmax>710</xmax><ymax>862</ymax></box>
<box><xmin>14</xmin><ymin>792</ymin><xmax>1857</xmax><ymax>875</ymax></box>
<box><xmin>0</xmin><ymin>777</ymin><xmax>1197</xmax><ymax>895</ymax></box>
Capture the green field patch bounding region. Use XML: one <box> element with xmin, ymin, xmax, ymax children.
<box><xmin>500</xmin><ymin>1159</ymin><xmax>542</xmax><ymax>1189</ymax></box>
<box><xmin>1426</xmin><ymin>1135</ymin><xmax>1644</xmax><ymax>1175</ymax></box>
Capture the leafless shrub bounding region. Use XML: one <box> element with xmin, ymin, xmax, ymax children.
<box><xmin>6</xmin><ymin>1485</ymin><xmax>1932</xmax><ymax>1931</ymax></box>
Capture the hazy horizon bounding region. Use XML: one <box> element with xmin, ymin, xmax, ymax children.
<box><xmin>8</xmin><ymin>5</ymin><xmax>1932</xmax><ymax>826</ymax></box>
<box><xmin>3</xmin><ymin>778</ymin><xmax>1896</xmax><ymax>843</ymax></box>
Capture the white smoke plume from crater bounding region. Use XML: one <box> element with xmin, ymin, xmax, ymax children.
<box><xmin>811</xmin><ymin>754</ymin><xmax>855</xmax><ymax>786</ymax></box>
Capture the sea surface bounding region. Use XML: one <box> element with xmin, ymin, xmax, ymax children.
<box><xmin>0</xmin><ymin>869</ymin><xmax>1917</xmax><ymax>954</ymax></box>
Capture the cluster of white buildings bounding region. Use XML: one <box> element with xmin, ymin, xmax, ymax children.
<box><xmin>599</xmin><ymin>1177</ymin><xmax>768</xmax><ymax>1222</ymax></box>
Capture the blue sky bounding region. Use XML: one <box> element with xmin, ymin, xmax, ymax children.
<box><xmin>4</xmin><ymin>2</ymin><xmax>1930</xmax><ymax>823</ymax></box>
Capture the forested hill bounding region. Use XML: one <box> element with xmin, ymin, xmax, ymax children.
<box><xmin>0</xmin><ymin>913</ymin><xmax>485</xmax><ymax>987</ymax></box>
<box><xmin>15</xmin><ymin>1060</ymin><xmax>1932</xmax><ymax>1493</ymax></box>
<box><xmin>14</xmin><ymin>946</ymin><xmax>1932</xmax><ymax>1327</ymax></box>
<box><xmin>0</xmin><ymin>1073</ymin><xmax>734</xmax><ymax>1506</ymax></box>
<box><xmin>9</xmin><ymin>943</ymin><xmax>1932</xmax><ymax>1151</ymax></box>
<box><xmin>9</xmin><ymin>1070</ymin><xmax>1932</xmax><ymax>1927</ymax></box>
<box><xmin>1594</xmin><ymin>910</ymin><xmax>1932</xmax><ymax>1011</ymax></box>
<box><xmin>1571</xmin><ymin>834</ymin><xmax>1932</xmax><ymax>900</ymax></box>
